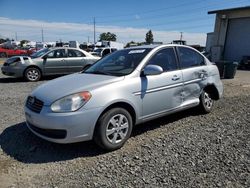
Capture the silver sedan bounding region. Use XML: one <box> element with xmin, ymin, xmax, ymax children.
<box><xmin>24</xmin><ymin>44</ymin><xmax>223</xmax><ymax>150</ymax></box>
<box><xmin>1</xmin><ymin>47</ymin><xmax>100</xmax><ymax>81</ymax></box>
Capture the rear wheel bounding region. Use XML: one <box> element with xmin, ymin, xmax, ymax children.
<box><xmin>0</xmin><ymin>52</ymin><xmax>7</xmax><ymax>58</ymax></box>
<box><xmin>24</xmin><ymin>67</ymin><xmax>41</xmax><ymax>82</ymax></box>
<box><xmin>199</xmin><ymin>90</ymin><xmax>214</xmax><ymax>113</ymax></box>
<box><xmin>94</xmin><ymin>108</ymin><xmax>133</xmax><ymax>151</ymax></box>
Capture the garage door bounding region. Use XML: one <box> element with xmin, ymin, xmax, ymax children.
<box><xmin>224</xmin><ymin>17</ymin><xmax>250</xmax><ymax>62</ymax></box>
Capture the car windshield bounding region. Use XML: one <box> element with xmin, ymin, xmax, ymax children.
<box><xmin>84</xmin><ymin>48</ymin><xmax>152</xmax><ymax>76</ymax></box>
<box><xmin>30</xmin><ymin>48</ymin><xmax>50</xmax><ymax>58</ymax></box>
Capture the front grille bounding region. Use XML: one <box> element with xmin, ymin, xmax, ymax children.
<box><xmin>28</xmin><ymin>122</ymin><xmax>67</xmax><ymax>139</ymax></box>
<box><xmin>26</xmin><ymin>96</ymin><xmax>44</xmax><ymax>113</ymax></box>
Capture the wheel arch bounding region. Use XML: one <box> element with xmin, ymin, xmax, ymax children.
<box><xmin>98</xmin><ymin>102</ymin><xmax>137</xmax><ymax>126</ymax></box>
<box><xmin>93</xmin><ymin>101</ymin><xmax>137</xmax><ymax>138</ymax></box>
<box><xmin>23</xmin><ymin>65</ymin><xmax>43</xmax><ymax>77</ymax></box>
<box><xmin>203</xmin><ymin>84</ymin><xmax>220</xmax><ymax>100</ymax></box>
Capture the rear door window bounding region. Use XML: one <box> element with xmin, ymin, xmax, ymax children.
<box><xmin>178</xmin><ymin>47</ymin><xmax>205</xmax><ymax>69</ymax></box>
<box><xmin>68</xmin><ymin>49</ymin><xmax>85</xmax><ymax>57</ymax></box>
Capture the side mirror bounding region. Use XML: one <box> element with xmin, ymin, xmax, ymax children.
<box><xmin>142</xmin><ymin>65</ymin><xmax>163</xmax><ymax>76</ymax></box>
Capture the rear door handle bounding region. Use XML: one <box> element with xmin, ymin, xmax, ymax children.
<box><xmin>172</xmin><ymin>75</ymin><xmax>180</xmax><ymax>81</ymax></box>
<box><xmin>198</xmin><ymin>70</ymin><xmax>208</xmax><ymax>78</ymax></box>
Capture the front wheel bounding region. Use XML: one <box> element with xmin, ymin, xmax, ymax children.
<box><xmin>24</xmin><ymin>67</ymin><xmax>41</xmax><ymax>82</ymax></box>
<box><xmin>199</xmin><ymin>90</ymin><xmax>214</xmax><ymax>113</ymax></box>
<box><xmin>94</xmin><ymin>108</ymin><xmax>133</xmax><ymax>151</ymax></box>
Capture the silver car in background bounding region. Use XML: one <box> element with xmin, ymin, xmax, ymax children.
<box><xmin>24</xmin><ymin>45</ymin><xmax>223</xmax><ymax>151</ymax></box>
<box><xmin>1</xmin><ymin>47</ymin><xmax>100</xmax><ymax>81</ymax></box>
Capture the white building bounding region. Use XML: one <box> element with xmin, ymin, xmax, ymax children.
<box><xmin>207</xmin><ymin>6</ymin><xmax>250</xmax><ymax>62</ymax></box>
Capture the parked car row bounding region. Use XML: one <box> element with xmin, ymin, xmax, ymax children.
<box><xmin>1</xmin><ymin>47</ymin><xmax>100</xmax><ymax>81</ymax></box>
<box><xmin>0</xmin><ymin>47</ymin><xmax>32</xmax><ymax>57</ymax></box>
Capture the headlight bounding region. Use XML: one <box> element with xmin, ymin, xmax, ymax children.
<box><xmin>51</xmin><ymin>91</ymin><xmax>91</xmax><ymax>112</ymax></box>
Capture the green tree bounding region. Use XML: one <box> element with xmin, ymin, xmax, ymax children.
<box><xmin>145</xmin><ymin>30</ymin><xmax>154</xmax><ymax>44</ymax></box>
<box><xmin>99</xmin><ymin>32</ymin><xmax>117</xmax><ymax>41</ymax></box>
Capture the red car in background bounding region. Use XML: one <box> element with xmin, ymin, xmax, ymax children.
<box><xmin>0</xmin><ymin>47</ymin><xmax>29</xmax><ymax>57</ymax></box>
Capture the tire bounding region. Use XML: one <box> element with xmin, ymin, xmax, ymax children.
<box><xmin>94</xmin><ymin>108</ymin><xmax>133</xmax><ymax>151</ymax></box>
<box><xmin>24</xmin><ymin>67</ymin><xmax>41</xmax><ymax>82</ymax></box>
<box><xmin>0</xmin><ymin>52</ymin><xmax>7</xmax><ymax>58</ymax></box>
<box><xmin>199</xmin><ymin>90</ymin><xmax>214</xmax><ymax>113</ymax></box>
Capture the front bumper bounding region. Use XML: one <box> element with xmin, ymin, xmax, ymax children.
<box><xmin>24</xmin><ymin>105</ymin><xmax>103</xmax><ymax>143</ymax></box>
<box><xmin>1</xmin><ymin>65</ymin><xmax>24</xmax><ymax>77</ymax></box>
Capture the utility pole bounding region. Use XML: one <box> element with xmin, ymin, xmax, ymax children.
<box><xmin>41</xmin><ymin>28</ymin><xmax>44</xmax><ymax>42</ymax></box>
<box><xmin>93</xmin><ymin>17</ymin><xmax>96</xmax><ymax>44</ymax></box>
<box><xmin>88</xmin><ymin>36</ymin><xmax>90</xmax><ymax>43</ymax></box>
<box><xmin>180</xmin><ymin>32</ymin><xmax>183</xmax><ymax>41</ymax></box>
<box><xmin>15</xmin><ymin>32</ymin><xmax>17</xmax><ymax>41</ymax></box>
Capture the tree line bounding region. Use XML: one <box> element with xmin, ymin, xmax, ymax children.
<box><xmin>99</xmin><ymin>30</ymin><xmax>154</xmax><ymax>46</ymax></box>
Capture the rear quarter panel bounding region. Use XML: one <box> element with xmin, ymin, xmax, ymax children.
<box><xmin>206</xmin><ymin>64</ymin><xmax>223</xmax><ymax>98</ymax></box>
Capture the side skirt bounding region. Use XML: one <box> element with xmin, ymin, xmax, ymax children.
<box><xmin>139</xmin><ymin>98</ymin><xmax>200</xmax><ymax>123</ymax></box>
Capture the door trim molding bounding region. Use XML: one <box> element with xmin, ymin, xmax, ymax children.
<box><xmin>133</xmin><ymin>82</ymin><xmax>183</xmax><ymax>96</ymax></box>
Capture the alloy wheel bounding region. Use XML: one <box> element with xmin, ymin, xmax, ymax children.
<box><xmin>106</xmin><ymin>114</ymin><xmax>129</xmax><ymax>144</ymax></box>
<box><xmin>204</xmin><ymin>92</ymin><xmax>213</xmax><ymax>109</ymax></box>
<box><xmin>27</xmin><ymin>69</ymin><xmax>39</xmax><ymax>81</ymax></box>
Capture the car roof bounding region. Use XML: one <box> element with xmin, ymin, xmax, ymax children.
<box><xmin>128</xmin><ymin>45</ymin><xmax>160</xmax><ymax>49</ymax></box>
<box><xmin>49</xmin><ymin>47</ymin><xmax>82</xmax><ymax>50</ymax></box>
<box><xmin>46</xmin><ymin>47</ymin><xmax>94</xmax><ymax>57</ymax></box>
<box><xmin>127</xmin><ymin>44</ymin><xmax>190</xmax><ymax>50</ymax></box>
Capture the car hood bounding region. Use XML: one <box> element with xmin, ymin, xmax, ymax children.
<box><xmin>31</xmin><ymin>73</ymin><xmax>124</xmax><ymax>105</ymax></box>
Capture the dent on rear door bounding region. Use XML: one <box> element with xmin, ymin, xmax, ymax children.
<box><xmin>182</xmin><ymin>67</ymin><xmax>208</xmax><ymax>101</ymax></box>
<box><xmin>177</xmin><ymin>47</ymin><xmax>208</xmax><ymax>103</ymax></box>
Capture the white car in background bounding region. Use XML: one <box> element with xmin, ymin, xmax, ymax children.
<box><xmin>91</xmin><ymin>47</ymin><xmax>117</xmax><ymax>57</ymax></box>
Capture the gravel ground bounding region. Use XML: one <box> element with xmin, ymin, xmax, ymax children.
<box><xmin>0</xmin><ymin>71</ymin><xmax>249</xmax><ymax>188</ymax></box>
<box><xmin>0</xmin><ymin>58</ymin><xmax>6</xmax><ymax>64</ymax></box>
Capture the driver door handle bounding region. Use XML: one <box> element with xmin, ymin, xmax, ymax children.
<box><xmin>172</xmin><ymin>75</ymin><xmax>180</xmax><ymax>81</ymax></box>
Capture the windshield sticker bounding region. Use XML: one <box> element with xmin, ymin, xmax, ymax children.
<box><xmin>128</xmin><ymin>49</ymin><xmax>145</xmax><ymax>54</ymax></box>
